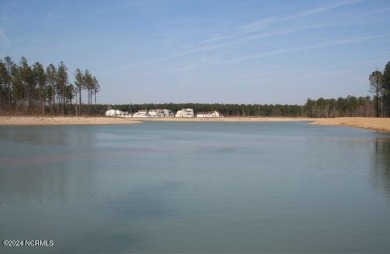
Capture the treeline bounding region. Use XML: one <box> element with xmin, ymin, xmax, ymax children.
<box><xmin>0</xmin><ymin>56</ymin><xmax>100</xmax><ymax>115</ymax></box>
<box><xmin>369</xmin><ymin>61</ymin><xmax>390</xmax><ymax>117</ymax></box>
<box><xmin>111</xmin><ymin>103</ymin><xmax>304</xmax><ymax>117</ymax></box>
<box><xmin>304</xmin><ymin>96</ymin><xmax>373</xmax><ymax>118</ymax></box>
<box><xmin>108</xmin><ymin>61</ymin><xmax>390</xmax><ymax>118</ymax></box>
<box><xmin>108</xmin><ymin>95</ymin><xmax>374</xmax><ymax>118</ymax></box>
<box><xmin>1</xmin><ymin>56</ymin><xmax>389</xmax><ymax>118</ymax></box>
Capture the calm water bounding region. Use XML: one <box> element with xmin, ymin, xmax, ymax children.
<box><xmin>0</xmin><ymin>122</ymin><xmax>390</xmax><ymax>253</ymax></box>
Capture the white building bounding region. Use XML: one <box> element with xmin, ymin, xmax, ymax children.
<box><xmin>105</xmin><ymin>109</ymin><xmax>130</xmax><ymax>117</ymax></box>
<box><xmin>148</xmin><ymin>109</ymin><xmax>174</xmax><ymax>117</ymax></box>
<box><xmin>175</xmin><ymin>108</ymin><xmax>194</xmax><ymax>118</ymax></box>
<box><xmin>196</xmin><ymin>111</ymin><xmax>222</xmax><ymax>118</ymax></box>
<box><xmin>162</xmin><ymin>109</ymin><xmax>174</xmax><ymax>117</ymax></box>
<box><xmin>148</xmin><ymin>109</ymin><xmax>159</xmax><ymax>118</ymax></box>
<box><xmin>133</xmin><ymin>110</ymin><xmax>148</xmax><ymax>118</ymax></box>
<box><xmin>105</xmin><ymin>109</ymin><xmax>123</xmax><ymax>117</ymax></box>
<box><xmin>105</xmin><ymin>109</ymin><xmax>119</xmax><ymax>116</ymax></box>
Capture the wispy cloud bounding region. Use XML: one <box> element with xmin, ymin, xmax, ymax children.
<box><xmin>282</xmin><ymin>0</ymin><xmax>364</xmax><ymax>20</ymax></box>
<box><xmin>0</xmin><ymin>27</ymin><xmax>10</xmax><ymax>44</ymax></box>
<box><xmin>201</xmin><ymin>0</ymin><xmax>365</xmax><ymax>45</ymax></box>
<box><xmin>100</xmin><ymin>51</ymin><xmax>196</xmax><ymax>75</ymax></box>
<box><xmin>126</xmin><ymin>65</ymin><xmax>197</xmax><ymax>79</ymax></box>
<box><xmin>102</xmin><ymin>22</ymin><xmax>328</xmax><ymax>76</ymax></box>
<box><xmin>113</xmin><ymin>35</ymin><xmax>390</xmax><ymax>81</ymax></box>
<box><xmin>236</xmin><ymin>58</ymin><xmax>386</xmax><ymax>81</ymax></box>
<box><xmin>209</xmin><ymin>35</ymin><xmax>390</xmax><ymax>66</ymax></box>
<box><xmin>100</xmin><ymin>0</ymin><xmax>371</xmax><ymax>77</ymax></box>
<box><xmin>205</xmin><ymin>23</ymin><xmax>330</xmax><ymax>50</ymax></box>
<box><xmin>0</xmin><ymin>4</ymin><xmax>11</xmax><ymax>45</ymax></box>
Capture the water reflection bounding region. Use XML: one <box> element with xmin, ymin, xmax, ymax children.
<box><xmin>1</xmin><ymin>123</ymin><xmax>390</xmax><ymax>253</ymax></box>
<box><xmin>0</xmin><ymin>160</ymin><xmax>98</xmax><ymax>204</ymax></box>
<box><xmin>0</xmin><ymin>126</ymin><xmax>68</xmax><ymax>146</ymax></box>
<box><xmin>0</xmin><ymin>126</ymin><xmax>100</xmax><ymax>203</ymax></box>
<box><xmin>0</xmin><ymin>166</ymin><xmax>67</xmax><ymax>203</ymax></box>
<box><xmin>372</xmin><ymin>139</ymin><xmax>390</xmax><ymax>196</ymax></box>
<box><xmin>56</xmin><ymin>183</ymin><xmax>182</xmax><ymax>253</ymax></box>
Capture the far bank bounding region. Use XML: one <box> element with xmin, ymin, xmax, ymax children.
<box><xmin>1</xmin><ymin>116</ymin><xmax>390</xmax><ymax>133</ymax></box>
<box><xmin>310</xmin><ymin>117</ymin><xmax>390</xmax><ymax>133</ymax></box>
<box><xmin>0</xmin><ymin>116</ymin><xmax>141</xmax><ymax>126</ymax></box>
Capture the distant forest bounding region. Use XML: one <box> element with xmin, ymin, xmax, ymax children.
<box><xmin>1</xmin><ymin>56</ymin><xmax>389</xmax><ymax>118</ymax></box>
<box><xmin>111</xmin><ymin>96</ymin><xmax>373</xmax><ymax>118</ymax></box>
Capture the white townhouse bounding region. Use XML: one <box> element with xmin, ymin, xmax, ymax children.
<box><xmin>175</xmin><ymin>108</ymin><xmax>194</xmax><ymax>118</ymax></box>
<box><xmin>196</xmin><ymin>111</ymin><xmax>222</xmax><ymax>118</ymax></box>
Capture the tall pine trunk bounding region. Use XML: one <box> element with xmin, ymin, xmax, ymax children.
<box><xmin>79</xmin><ymin>86</ymin><xmax>82</xmax><ymax>115</ymax></box>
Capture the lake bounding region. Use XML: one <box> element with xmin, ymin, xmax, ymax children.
<box><xmin>1</xmin><ymin>121</ymin><xmax>390</xmax><ymax>253</ymax></box>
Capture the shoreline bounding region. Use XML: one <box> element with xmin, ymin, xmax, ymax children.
<box><xmin>135</xmin><ymin>117</ymin><xmax>313</xmax><ymax>122</ymax></box>
<box><xmin>310</xmin><ymin>117</ymin><xmax>390</xmax><ymax>133</ymax></box>
<box><xmin>0</xmin><ymin>116</ymin><xmax>390</xmax><ymax>133</ymax></box>
<box><xmin>0</xmin><ymin>116</ymin><xmax>312</xmax><ymax>126</ymax></box>
<box><xmin>0</xmin><ymin>116</ymin><xmax>142</xmax><ymax>126</ymax></box>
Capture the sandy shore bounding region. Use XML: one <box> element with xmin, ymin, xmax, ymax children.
<box><xmin>135</xmin><ymin>117</ymin><xmax>312</xmax><ymax>122</ymax></box>
<box><xmin>140</xmin><ymin>117</ymin><xmax>390</xmax><ymax>133</ymax></box>
<box><xmin>0</xmin><ymin>116</ymin><xmax>311</xmax><ymax>126</ymax></box>
<box><xmin>311</xmin><ymin>117</ymin><xmax>390</xmax><ymax>133</ymax></box>
<box><xmin>1</xmin><ymin>116</ymin><xmax>389</xmax><ymax>133</ymax></box>
<box><xmin>0</xmin><ymin>116</ymin><xmax>141</xmax><ymax>126</ymax></box>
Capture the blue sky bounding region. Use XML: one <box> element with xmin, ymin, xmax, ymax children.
<box><xmin>0</xmin><ymin>0</ymin><xmax>389</xmax><ymax>104</ymax></box>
